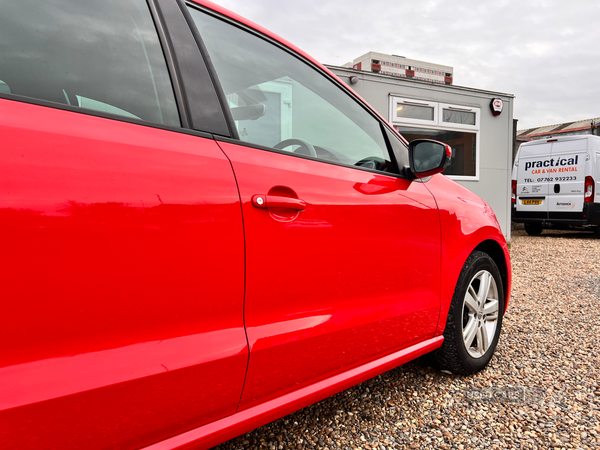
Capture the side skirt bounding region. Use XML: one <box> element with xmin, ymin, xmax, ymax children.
<box><xmin>141</xmin><ymin>335</ymin><xmax>444</xmax><ymax>450</ymax></box>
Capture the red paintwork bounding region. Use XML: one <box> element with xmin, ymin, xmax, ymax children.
<box><xmin>1</xmin><ymin>1</ymin><xmax>510</xmax><ymax>449</ymax></box>
<box><xmin>423</xmin><ymin>175</ymin><xmax>511</xmax><ymax>336</ymax></box>
<box><xmin>141</xmin><ymin>336</ymin><xmax>443</xmax><ymax>450</ymax></box>
<box><xmin>216</xmin><ymin>141</ymin><xmax>442</xmax><ymax>410</ymax></box>
<box><xmin>0</xmin><ymin>99</ymin><xmax>248</xmax><ymax>449</ymax></box>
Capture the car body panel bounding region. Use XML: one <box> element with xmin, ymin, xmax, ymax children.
<box><xmin>0</xmin><ymin>99</ymin><xmax>248</xmax><ymax>448</ymax></box>
<box><xmin>140</xmin><ymin>335</ymin><xmax>443</xmax><ymax>450</ymax></box>
<box><xmin>216</xmin><ymin>141</ymin><xmax>441</xmax><ymax>410</ymax></box>
<box><xmin>423</xmin><ymin>174</ymin><xmax>511</xmax><ymax>336</ymax></box>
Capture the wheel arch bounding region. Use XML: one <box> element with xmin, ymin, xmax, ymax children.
<box><xmin>473</xmin><ymin>239</ymin><xmax>510</xmax><ymax>313</ymax></box>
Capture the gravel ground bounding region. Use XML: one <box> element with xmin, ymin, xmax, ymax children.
<box><xmin>215</xmin><ymin>228</ymin><xmax>600</xmax><ymax>450</ymax></box>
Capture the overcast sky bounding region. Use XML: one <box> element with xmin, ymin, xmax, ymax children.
<box><xmin>210</xmin><ymin>0</ymin><xmax>600</xmax><ymax>130</ymax></box>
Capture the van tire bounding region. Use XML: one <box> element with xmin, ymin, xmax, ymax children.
<box><xmin>427</xmin><ymin>251</ymin><xmax>504</xmax><ymax>375</ymax></box>
<box><xmin>525</xmin><ymin>223</ymin><xmax>543</xmax><ymax>236</ymax></box>
<box><xmin>594</xmin><ymin>227</ymin><xmax>600</xmax><ymax>238</ymax></box>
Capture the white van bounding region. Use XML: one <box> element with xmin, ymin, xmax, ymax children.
<box><xmin>511</xmin><ymin>134</ymin><xmax>600</xmax><ymax>236</ymax></box>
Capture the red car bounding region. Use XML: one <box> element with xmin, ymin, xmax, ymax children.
<box><xmin>0</xmin><ymin>0</ymin><xmax>511</xmax><ymax>448</ymax></box>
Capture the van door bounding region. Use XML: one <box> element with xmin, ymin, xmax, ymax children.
<box><xmin>515</xmin><ymin>141</ymin><xmax>553</xmax><ymax>219</ymax></box>
<box><xmin>548</xmin><ymin>138</ymin><xmax>588</xmax><ymax>218</ymax></box>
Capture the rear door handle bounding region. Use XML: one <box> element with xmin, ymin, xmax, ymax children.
<box><xmin>251</xmin><ymin>194</ymin><xmax>306</xmax><ymax>211</ymax></box>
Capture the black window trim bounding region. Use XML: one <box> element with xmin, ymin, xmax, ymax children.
<box><xmin>176</xmin><ymin>0</ymin><xmax>238</xmax><ymax>139</ymax></box>
<box><xmin>380</xmin><ymin>123</ymin><xmax>409</xmax><ymax>178</ymax></box>
<box><xmin>153</xmin><ymin>0</ymin><xmax>230</xmax><ymax>136</ymax></box>
<box><xmin>147</xmin><ymin>0</ymin><xmax>191</xmax><ymax>129</ymax></box>
<box><xmin>182</xmin><ymin>0</ymin><xmax>410</xmax><ymax>177</ymax></box>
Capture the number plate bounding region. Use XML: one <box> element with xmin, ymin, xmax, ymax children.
<box><xmin>522</xmin><ymin>199</ymin><xmax>542</xmax><ymax>205</ymax></box>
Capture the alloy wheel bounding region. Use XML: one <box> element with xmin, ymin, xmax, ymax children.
<box><xmin>462</xmin><ymin>270</ymin><xmax>499</xmax><ymax>358</ymax></box>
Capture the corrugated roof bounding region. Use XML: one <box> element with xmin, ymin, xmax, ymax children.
<box><xmin>550</xmin><ymin>121</ymin><xmax>576</xmax><ymax>132</ymax></box>
<box><xmin>518</xmin><ymin>117</ymin><xmax>600</xmax><ymax>138</ymax></box>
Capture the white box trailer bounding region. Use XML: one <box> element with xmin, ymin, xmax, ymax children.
<box><xmin>511</xmin><ymin>135</ymin><xmax>600</xmax><ymax>235</ymax></box>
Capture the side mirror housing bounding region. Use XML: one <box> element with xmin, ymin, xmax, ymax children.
<box><xmin>407</xmin><ymin>139</ymin><xmax>452</xmax><ymax>179</ymax></box>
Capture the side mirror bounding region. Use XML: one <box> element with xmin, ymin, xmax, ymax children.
<box><xmin>407</xmin><ymin>139</ymin><xmax>452</xmax><ymax>179</ymax></box>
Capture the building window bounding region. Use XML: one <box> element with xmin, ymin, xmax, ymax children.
<box><xmin>392</xmin><ymin>98</ymin><xmax>436</xmax><ymax>123</ymax></box>
<box><xmin>390</xmin><ymin>97</ymin><xmax>480</xmax><ymax>180</ymax></box>
<box><xmin>440</xmin><ymin>103</ymin><xmax>478</xmax><ymax>129</ymax></box>
<box><xmin>443</xmin><ymin>109</ymin><xmax>475</xmax><ymax>125</ymax></box>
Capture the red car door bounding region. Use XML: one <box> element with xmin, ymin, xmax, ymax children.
<box><xmin>0</xmin><ymin>0</ymin><xmax>246</xmax><ymax>447</ymax></box>
<box><xmin>219</xmin><ymin>142</ymin><xmax>441</xmax><ymax>408</ymax></box>
<box><xmin>186</xmin><ymin>6</ymin><xmax>441</xmax><ymax>409</ymax></box>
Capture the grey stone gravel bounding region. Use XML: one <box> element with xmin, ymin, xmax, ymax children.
<box><xmin>214</xmin><ymin>228</ymin><xmax>600</xmax><ymax>450</ymax></box>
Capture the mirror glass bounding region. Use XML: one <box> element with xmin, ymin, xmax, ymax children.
<box><xmin>413</xmin><ymin>141</ymin><xmax>445</xmax><ymax>173</ymax></box>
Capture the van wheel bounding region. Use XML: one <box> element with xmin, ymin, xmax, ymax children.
<box><xmin>428</xmin><ymin>251</ymin><xmax>504</xmax><ymax>375</ymax></box>
<box><xmin>594</xmin><ymin>227</ymin><xmax>600</xmax><ymax>238</ymax></box>
<box><xmin>525</xmin><ymin>223</ymin><xmax>543</xmax><ymax>236</ymax></box>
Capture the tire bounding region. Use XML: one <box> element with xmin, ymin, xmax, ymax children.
<box><xmin>428</xmin><ymin>251</ymin><xmax>505</xmax><ymax>375</ymax></box>
<box><xmin>524</xmin><ymin>222</ymin><xmax>543</xmax><ymax>236</ymax></box>
<box><xmin>594</xmin><ymin>226</ymin><xmax>600</xmax><ymax>238</ymax></box>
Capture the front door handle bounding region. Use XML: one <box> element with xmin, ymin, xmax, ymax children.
<box><xmin>251</xmin><ymin>194</ymin><xmax>306</xmax><ymax>211</ymax></box>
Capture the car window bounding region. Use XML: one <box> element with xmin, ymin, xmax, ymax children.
<box><xmin>187</xmin><ymin>8</ymin><xmax>395</xmax><ymax>173</ymax></box>
<box><xmin>0</xmin><ymin>0</ymin><xmax>180</xmax><ymax>127</ymax></box>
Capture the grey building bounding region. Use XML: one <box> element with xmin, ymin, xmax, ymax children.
<box><xmin>328</xmin><ymin>65</ymin><xmax>515</xmax><ymax>240</ymax></box>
